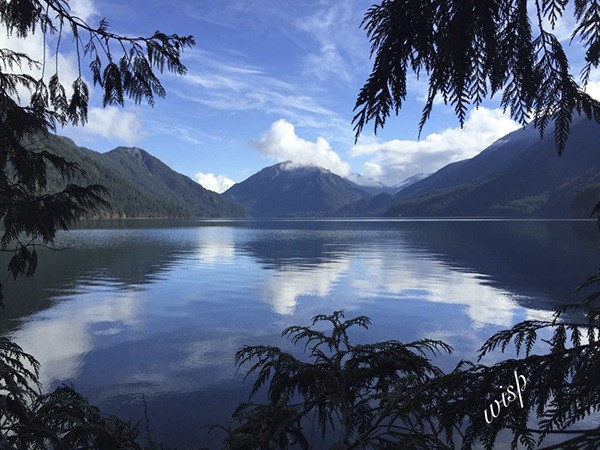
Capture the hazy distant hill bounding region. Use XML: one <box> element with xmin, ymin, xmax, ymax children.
<box><xmin>393</xmin><ymin>173</ymin><xmax>430</xmax><ymax>192</ymax></box>
<box><xmin>344</xmin><ymin>173</ymin><xmax>396</xmax><ymax>195</ymax></box>
<box><xmin>337</xmin><ymin>173</ymin><xmax>431</xmax><ymax>216</ymax></box>
<box><xmin>386</xmin><ymin>117</ymin><xmax>600</xmax><ymax>218</ymax></box>
<box><xmin>40</xmin><ymin>135</ymin><xmax>248</xmax><ymax>218</ymax></box>
<box><xmin>224</xmin><ymin>161</ymin><xmax>369</xmax><ymax>217</ymax></box>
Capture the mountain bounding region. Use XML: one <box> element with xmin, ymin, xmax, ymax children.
<box><xmin>40</xmin><ymin>134</ymin><xmax>248</xmax><ymax>218</ymax></box>
<box><xmin>344</xmin><ymin>173</ymin><xmax>395</xmax><ymax>195</ymax></box>
<box><xmin>335</xmin><ymin>192</ymin><xmax>395</xmax><ymax>217</ymax></box>
<box><xmin>337</xmin><ymin>173</ymin><xmax>432</xmax><ymax>216</ymax></box>
<box><xmin>393</xmin><ymin>173</ymin><xmax>430</xmax><ymax>193</ymax></box>
<box><xmin>224</xmin><ymin>161</ymin><xmax>369</xmax><ymax>217</ymax></box>
<box><xmin>385</xmin><ymin>116</ymin><xmax>600</xmax><ymax>218</ymax></box>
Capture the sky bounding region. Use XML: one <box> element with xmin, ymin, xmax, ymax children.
<box><xmin>4</xmin><ymin>0</ymin><xmax>600</xmax><ymax>192</ymax></box>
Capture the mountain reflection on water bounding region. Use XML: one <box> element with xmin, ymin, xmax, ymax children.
<box><xmin>1</xmin><ymin>219</ymin><xmax>598</xmax><ymax>448</ymax></box>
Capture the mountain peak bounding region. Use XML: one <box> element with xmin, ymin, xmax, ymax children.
<box><xmin>393</xmin><ymin>173</ymin><xmax>430</xmax><ymax>192</ymax></box>
<box><xmin>107</xmin><ymin>146</ymin><xmax>159</xmax><ymax>173</ymax></box>
<box><xmin>259</xmin><ymin>161</ymin><xmax>332</xmax><ymax>180</ymax></box>
<box><xmin>42</xmin><ymin>134</ymin><xmax>247</xmax><ymax>218</ymax></box>
<box><xmin>111</xmin><ymin>146</ymin><xmax>150</xmax><ymax>158</ymax></box>
<box><xmin>225</xmin><ymin>161</ymin><xmax>368</xmax><ymax>217</ymax></box>
<box><xmin>345</xmin><ymin>172</ymin><xmax>386</xmax><ymax>188</ymax></box>
<box><xmin>279</xmin><ymin>160</ymin><xmax>329</xmax><ymax>172</ymax></box>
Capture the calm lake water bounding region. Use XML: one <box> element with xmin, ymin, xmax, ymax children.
<box><xmin>1</xmin><ymin>219</ymin><xmax>599</xmax><ymax>448</ymax></box>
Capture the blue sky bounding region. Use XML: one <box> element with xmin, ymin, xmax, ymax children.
<box><xmin>4</xmin><ymin>0</ymin><xmax>600</xmax><ymax>191</ymax></box>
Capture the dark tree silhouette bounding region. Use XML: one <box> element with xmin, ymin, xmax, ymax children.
<box><xmin>225</xmin><ymin>300</ymin><xmax>600</xmax><ymax>449</ymax></box>
<box><xmin>353</xmin><ymin>0</ymin><xmax>600</xmax><ymax>156</ymax></box>
<box><xmin>216</xmin><ymin>311</ymin><xmax>453</xmax><ymax>449</ymax></box>
<box><xmin>0</xmin><ymin>1</ymin><xmax>193</xmax><ymax>446</ymax></box>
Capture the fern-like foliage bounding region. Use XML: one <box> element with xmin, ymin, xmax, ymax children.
<box><xmin>216</xmin><ymin>310</ymin><xmax>453</xmax><ymax>449</ymax></box>
<box><xmin>222</xmin><ymin>283</ymin><xmax>600</xmax><ymax>449</ymax></box>
<box><xmin>354</xmin><ymin>0</ymin><xmax>600</xmax><ymax>155</ymax></box>
<box><xmin>372</xmin><ymin>274</ymin><xmax>600</xmax><ymax>449</ymax></box>
<box><xmin>0</xmin><ymin>337</ymin><xmax>145</xmax><ymax>448</ymax></box>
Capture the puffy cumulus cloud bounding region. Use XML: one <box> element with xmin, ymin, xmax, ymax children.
<box><xmin>350</xmin><ymin>108</ymin><xmax>520</xmax><ymax>185</ymax></box>
<box><xmin>70</xmin><ymin>0</ymin><xmax>98</xmax><ymax>22</ymax></box>
<box><xmin>250</xmin><ymin>119</ymin><xmax>351</xmax><ymax>176</ymax></box>
<box><xmin>194</xmin><ymin>172</ymin><xmax>236</xmax><ymax>194</ymax></box>
<box><xmin>0</xmin><ymin>28</ymin><xmax>43</xmax><ymax>63</ymax></box>
<box><xmin>0</xmin><ymin>0</ymin><xmax>100</xmax><ymax>88</ymax></box>
<box><xmin>81</xmin><ymin>107</ymin><xmax>143</xmax><ymax>144</ymax></box>
<box><xmin>363</xmin><ymin>161</ymin><xmax>383</xmax><ymax>179</ymax></box>
<box><xmin>0</xmin><ymin>29</ymin><xmax>146</xmax><ymax>145</ymax></box>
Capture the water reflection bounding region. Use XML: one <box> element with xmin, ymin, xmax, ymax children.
<box><xmin>1</xmin><ymin>220</ymin><xmax>598</xmax><ymax>448</ymax></box>
<box><xmin>261</xmin><ymin>258</ymin><xmax>351</xmax><ymax>314</ymax></box>
<box><xmin>350</xmin><ymin>252</ymin><xmax>520</xmax><ymax>327</ymax></box>
<box><xmin>196</xmin><ymin>227</ymin><xmax>235</xmax><ymax>266</ymax></box>
<box><xmin>13</xmin><ymin>290</ymin><xmax>141</xmax><ymax>387</ymax></box>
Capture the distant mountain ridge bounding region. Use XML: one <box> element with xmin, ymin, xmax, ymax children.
<box><xmin>393</xmin><ymin>173</ymin><xmax>430</xmax><ymax>192</ymax></box>
<box><xmin>41</xmin><ymin>135</ymin><xmax>248</xmax><ymax>218</ymax></box>
<box><xmin>224</xmin><ymin>161</ymin><xmax>369</xmax><ymax>217</ymax></box>
<box><xmin>344</xmin><ymin>172</ymin><xmax>396</xmax><ymax>195</ymax></box>
<box><xmin>385</xmin><ymin>116</ymin><xmax>600</xmax><ymax>218</ymax></box>
<box><xmin>39</xmin><ymin>115</ymin><xmax>600</xmax><ymax>220</ymax></box>
<box><xmin>336</xmin><ymin>173</ymin><xmax>431</xmax><ymax>216</ymax></box>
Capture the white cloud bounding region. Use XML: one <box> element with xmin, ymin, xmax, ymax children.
<box><xmin>0</xmin><ymin>0</ymin><xmax>100</xmax><ymax>89</ymax></box>
<box><xmin>0</xmin><ymin>26</ymin><xmax>81</xmax><ymax>101</ymax></box>
<box><xmin>0</xmin><ymin>25</ymin><xmax>146</xmax><ymax>147</ymax></box>
<box><xmin>407</xmin><ymin>73</ymin><xmax>445</xmax><ymax>105</ymax></box>
<box><xmin>351</xmin><ymin>249</ymin><xmax>520</xmax><ymax>327</ymax></box>
<box><xmin>363</xmin><ymin>161</ymin><xmax>383</xmax><ymax>179</ymax></box>
<box><xmin>574</xmin><ymin>69</ymin><xmax>600</xmax><ymax>101</ymax></box>
<box><xmin>527</xmin><ymin>0</ymin><xmax>576</xmax><ymax>42</ymax></box>
<box><xmin>250</xmin><ymin>119</ymin><xmax>352</xmax><ymax>176</ymax></box>
<box><xmin>196</xmin><ymin>227</ymin><xmax>235</xmax><ymax>265</ymax></box>
<box><xmin>304</xmin><ymin>43</ymin><xmax>351</xmax><ymax>83</ymax></box>
<box><xmin>78</xmin><ymin>107</ymin><xmax>143</xmax><ymax>144</ymax></box>
<box><xmin>194</xmin><ymin>172</ymin><xmax>236</xmax><ymax>193</ymax></box>
<box><xmin>584</xmin><ymin>81</ymin><xmax>600</xmax><ymax>101</ymax></box>
<box><xmin>69</xmin><ymin>0</ymin><xmax>98</xmax><ymax>23</ymax></box>
<box><xmin>0</xmin><ymin>10</ymin><xmax>146</xmax><ymax>147</ymax></box>
<box><xmin>1</xmin><ymin>4</ymin><xmax>149</xmax><ymax>149</ymax></box>
<box><xmin>181</xmin><ymin>70</ymin><xmax>335</xmax><ymax>117</ymax></box>
<box><xmin>350</xmin><ymin>108</ymin><xmax>520</xmax><ymax>185</ymax></box>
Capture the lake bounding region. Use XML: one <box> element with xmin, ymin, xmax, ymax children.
<box><xmin>1</xmin><ymin>219</ymin><xmax>599</xmax><ymax>448</ymax></box>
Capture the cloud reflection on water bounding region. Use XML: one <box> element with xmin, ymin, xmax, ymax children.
<box><xmin>261</xmin><ymin>258</ymin><xmax>351</xmax><ymax>314</ymax></box>
<box><xmin>195</xmin><ymin>227</ymin><xmax>235</xmax><ymax>266</ymax></box>
<box><xmin>13</xmin><ymin>290</ymin><xmax>140</xmax><ymax>388</ymax></box>
<box><xmin>350</xmin><ymin>252</ymin><xmax>521</xmax><ymax>327</ymax></box>
<box><xmin>5</xmin><ymin>220</ymin><xmax>598</xmax><ymax>448</ymax></box>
